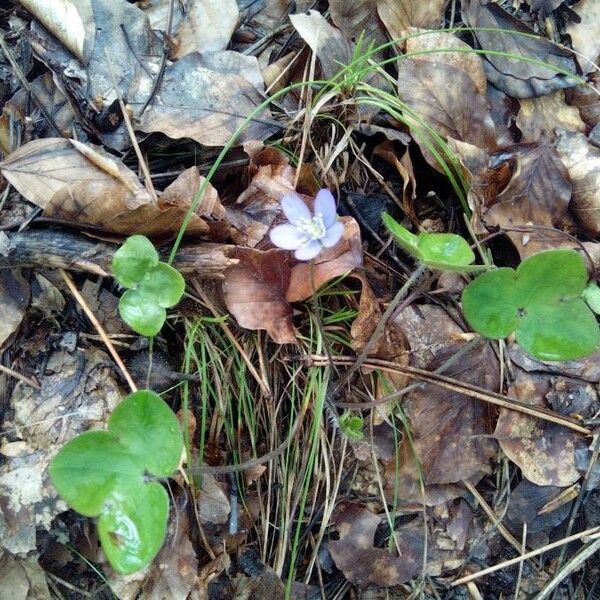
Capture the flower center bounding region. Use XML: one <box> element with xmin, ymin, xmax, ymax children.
<box><xmin>296</xmin><ymin>214</ymin><xmax>326</xmax><ymax>242</ymax></box>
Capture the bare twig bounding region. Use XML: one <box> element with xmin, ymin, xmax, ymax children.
<box><xmin>0</xmin><ymin>363</ymin><xmax>40</xmax><ymax>389</ymax></box>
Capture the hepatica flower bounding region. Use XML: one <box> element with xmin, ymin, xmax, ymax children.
<box><xmin>270</xmin><ymin>189</ymin><xmax>344</xmax><ymax>260</ymax></box>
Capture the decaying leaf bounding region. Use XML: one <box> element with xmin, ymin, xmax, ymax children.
<box><xmin>137</xmin><ymin>51</ymin><xmax>275</xmax><ymax>147</ymax></box>
<box><xmin>329</xmin><ymin>503</ymin><xmax>423</xmax><ymax>587</ymax></box>
<box><xmin>0</xmin><ymin>348</ymin><xmax>120</xmax><ymax>554</ymax></box>
<box><xmin>0</xmin><ymin>138</ymin><xmax>212</xmax><ymax>238</ymax></box>
<box><xmin>289</xmin><ymin>10</ymin><xmax>352</xmax><ymax>79</ymax></box>
<box><xmin>477</xmin><ymin>143</ymin><xmax>572</xmax><ymax>257</ymax></box>
<box><xmin>555</xmin><ymin>130</ymin><xmax>600</xmax><ymax>236</ymax></box>
<box><xmin>172</xmin><ymin>0</ymin><xmax>239</xmax><ymax>58</ymax></box>
<box><xmin>286</xmin><ymin>217</ymin><xmax>363</xmax><ymax>301</ymax></box>
<box><xmin>18</xmin><ymin>0</ymin><xmax>95</xmax><ymax>61</ymax></box>
<box><xmin>378</xmin><ymin>0</ymin><xmax>447</xmax><ymax>38</ymax></box>
<box><xmin>566</xmin><ymin>0</ymin><xmax>600</xmax><ymax>74</ymax></box>
<box><xmin>0</xmin><ymin>270</ymin><xmax>30</xmax><ymax>351</ymax></box>
<box><xmin>494</xmin><ymin>370</ymin><xmax>585</xmax><ymax>486</ymax></box>
<box><xmin>197</xmin><ymin>473</ymin><xmax>230</xmax><ymax>524</ymax></box>
<box><xmin>397</xmin><ymin>32</ymin><xmax>496</xmax><ymax>169</ymax></box>
<box><xmin>0</xmin><ymin>553</ymin><xmax>51</xmax><ymax>600</ymax></box>
<box><xmin>516</xmin><ymin>91</ymin><xmax>586</xmax><ymax>142</ymax></box>
<box><xmin>329</xmin><ymin>0</ymin><xmax>387</xmax><ymax>50</ymax></box>
<box><xmin>222</xmin><ymin>248</ymin><xmax>296</xmax><ymax>344</ymax></box>
<box><xmin>461</xmin><ymin>0</ymin><xmax>578</xmax><ymax>98</ymax></box>
<box><xmin>402</xmin><ymin>342</ymin><xmax>498</xmax><ymax>485</ymax></box>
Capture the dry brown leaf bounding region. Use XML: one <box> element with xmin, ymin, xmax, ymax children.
<box><xmin>329</xmin><ymin>0</ymin><xmax>387</xmax><ymax>49</ymax></box>
<box><xmin>289</xmin><ymin>10</ymin><xmax>352</xmax><ymax>79</ymax></box>
<box><xmin>137</xmin><ymin>51</ymin><xmax>274</xmax><ymax>147</ymax></box>
<box><xmin>349</xmin><ymin>273</ymin><xmax>381</xmax><ymax>351</ymax></box>
<box><xmin>566</xmin><ymin>0</ymin><xmax>600</xmax><ymax>74</ymax></box>
<box><xmin>397</xmin><ymin>33</ymin><xmax>496</xmax><ymax>169</ymax></box>
<box><xmin>0</xmin><ymin>553</ymin><xmax>51</xmax><ymax>599</ymax></box>
<box><xmin>402</xmin><ymin>342</ymin><xmax>499</xmax><ymax>485</ymax></box>
<box><xmin>478</xmin><ymin>143</ymin><xmax>573</xmax><ymax>257</ymax></box>
<box><xmin>172</xmin><ymin>0</ymin><xmax>238</xmax><ymax>58</ymax></box>
<box><xmin>487</xmin><ymin>84</ymin><xmax>520</xmax><ymax>146</ymax></box>
<box><xmin>18</xmin><ymin>0</ymin><xmax>94</xmax><ymax>61</ymax></box>
<box><xmin>286</xmin><ymin>217</ymin><xmax>363</xmax><ymax>301</ymax></box>
<box><xmin>377</xmin><ymin>0</ymin><xmax>447</xmax><ymax>38</ymax></box>
<box><xmin>516</xmin><ymin>91</ymin><xmax>586</xmax><ymax>142</ymax></box>
<box><xmin>0</xmin><ymin>138</ymin><xmax>211</xmax><ymax>238</ymax></box>
<box><xmin>0</xmin><ymin>270</ymin><xmax>30</xmax><ymax>351</ymax></box>
<box><xmin>555</xmin><ymin>130</ymin><xmax>600</xmax><ymax>236</ymax></box>
<box><xmin>461</xmin><ymin>0</ymin><xmax>578</xmax><ymax>98</ymax></box>
<box><xmin>197</xmin><ymin>474</ymin><xmax>230</xmax><ymax>524</ymax></box>
<box><xmin>329</xmin><ymin>503</ymin><xmax>423</xmax><ymax>587</ymax></box>
<box><xmin>494</xmin><ymin>371</ymin><xmax>585</xmax><ymax>486</ymax></box>
<box><xmin>222</xmin><ymin>248</ymin><xmax>296</xmax><ymax>344</ymax></box>
<box><xmin>566</xmin><ymin>73</ymin><xmax>600</xmax><ymax>129</ymax></box>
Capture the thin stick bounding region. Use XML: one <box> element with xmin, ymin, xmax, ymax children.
<box><xmin>60</xmin><ymin>269</ymin><xmax>137</xmax><ymax>392</ymax></box>
<box><xmin>452</xmin><ymin>526</ymin><xmax>600</xmax><ymax>586</ymax></box>
<box><xmin>310</xmin><ymin>354</ymin><xmax>591</xmax><ymax>435</ymax></box>
<box><xmin>0</xmin><ymin>363</ymin><xmax>40</xmax><ymax>389</ymax></box>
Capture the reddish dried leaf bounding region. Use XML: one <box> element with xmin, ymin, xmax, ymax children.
<box><xmin>495</xmin><ymin>371</ymin><xmax>585</xmax><ymax>486</ymax></box>
<box><xmin>286</xmin><ymin>218</ymin><xmax>363</xmax><ymax>302</ymax></box>
<box><xmin>222</xmin><ymin>248</ymin><xmax>296</xmax><ymax>344</ymax></box>
<box><xmin>329</xmin><ymin>503</ymin><xmax>423</xmax><ymax>588</ymax></box>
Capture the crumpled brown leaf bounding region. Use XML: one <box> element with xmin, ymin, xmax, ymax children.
<box><xmin>397</xmin><ymin>32</ymin><xmax>496</xmax><ymax>170</ymax></box>
<box><xmin>461</xmin><ymin>0</ymin><xmax>578</xmax><ymax>98</ymax></box>
<box><xmin>328</xmin><ymin>503</ymin><xmax>423</xmax><ymax>588</ymax></box>
<box><xmin>137</xmin><ymin>51</ymin><xmax>275</xmax><ymax>148</ymax></box>
<box><xmin>0</xmin><ymin>270</ymin><xmax>30</xmax><ymax>351</ymax></box>
<box><xmin>0</xmin><ymin>552</ymin><xmax>51</xmax><ymax>600</ymax></box>
<box><xmin>555</xmin><ymin>130</ymin><xmax>600</xmax><ymax>236</ymax></box>
<box><xmin>222</xmin><ymin>248</ymin><xmax>296</xmax><ymax>344</ymax></box>
<box><xmin>0</xmin><ymin>138</ymin><xmax>214</xmax><ymax>239</ymax></box>
<box><xmin>475</xmin><ymin>143</ymin><xmax>573</xmax><ymax>257</ymax></box>
<box><xmin>378</xmin><ymin>0</ymin><xmax>447</xmax><ymax>38</ymax></box>
<box><xmin>494</xmin><ymin>370</ymin><xmax>586</xmax><ymax>487</ymax></box>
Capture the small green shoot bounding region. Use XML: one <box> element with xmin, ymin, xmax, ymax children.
<box><xmin>112</xmin><ymin>235</ymin><xmax>185</xmax><ymax>336</ymax></box>
<box><xmin>462</xmin><ymin>249</ymin><xmax>600</xmax><ymax>361</ymax></box>
<box><xmin>382</xmin><ymin>212</ymin><xmax>482</xmax><ymax>272</ymax></box>
<box><xmin>49</xmin><ymin>389</ymin><xmax>183</xmax><ymax>574</ymax></box>
<box><xmin>338</xmin><ymin>411</ymin><xmax>364</xmax><ymax>441</ymax></box>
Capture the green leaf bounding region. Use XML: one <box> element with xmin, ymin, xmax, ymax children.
<box><xmin>462</xmin><ymin>249</ymin><xmax>600</xmax><ymax>361</ymax></box>
<box><xmin>49</xmin><ymin>431</ymin><xmax>143</xmax><ymax>516</ymax></box>
<box><xmin>109</xmin><ymin>390</ymin><xmax>183</xmax><ymax>477</ymax></box>
<box><xmin>140</xmin><ymin>263</ymin><xmax>185</xmax><ymax>308</ymax></box>
<box><xmin>98</xmin><ymin>482</ymin><xmax>169</xmax><ymax>575</ymax></box>
<box><xmin>49</xmin><ymin>390</ymin><xmax>184</xmax><ymax>574</ymax></box>
<box><xmin>583</xmin><ymin>282</ymin><xmax>600</xmax><ymax>314</ymax></box>
<box><xmin>382</xmin><ymin>212</ymin><xmax>421</xmax><ymax>258</ymax></box>
<box><xmin>339</xmin><ymin>411</ymin><xmax>364</xmax><ymax>442</ymax></box>
<box><xmin>111</xmin><ymin>235</ymin><xmax>159</xmax><ymax>288</ymax></box>
<box><xmin>119</xmin><ymin>289</ymin><xmax>166</xmax><ymax>337</ymax></box>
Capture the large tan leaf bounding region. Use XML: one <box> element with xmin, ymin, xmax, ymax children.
<box><xmin>329</xmin><ymin>0</ymin><xmax>387</xmax><ymax>49</ymax></box>
<box><xmin>378</xmin><ymin>0</ymin><xmax>447</xmax><ymax>38</ymax></box>
<box><xmin>137</xmin><ymin>51</ymin><xmax>274</xmax><ymax>147</ymax></box>
<box><xmin>0</xmin><ymin>138</ymin><xmax>211</xmax><ymax>238</ymax></box>
<box><xmin>397</xmin><ymin>33</ymin><xmax>496</xmax><ymax>168</ymax></box>
<box><xmin>461</xmin><ymin>0</ymin><xmax>578</xmax><ymax>98</ymax></box>
<box><xmin>222</xmin><ymin>248</ymin><xmax>296</xmax><ymax>344</ymax></box>
<box><xmin>555</xmin><ymin>130</ymin><xmax>600</xmax><ymax>236</ymax></box>
<box><xmin>173</xmin><ymin>0</ymin><xmax>239</xmax><ymax>58</ymax></box>
<box><xmin>18</xmin><ymin>0</ymin><xmax>94</xmax><ymax>61</ymax></box>
<box><xmin>289</xmin><ymin>10</ymin><xmax>352</xmax><ymax>79</ymax></box>
<box><xmin>566</xmin><ymin>0</ymin><xmax>600</xmax><ymax>74</ymax></box>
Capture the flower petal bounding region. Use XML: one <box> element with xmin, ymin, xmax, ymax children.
<box><xmin>321</xmin><ymin>221</ymin><xmax>344</xmax><ymax>248</ymax></box>
<box><xmin>269</xmin><ymin>224</ymin><xmax>304</xmax><ymax>250</ymax></box>
<box><xmin>295</xmin><ymin>240</ymin><xmax>322</xmax><ymax>261</ymax></box>
<box><xmin>314</xmin><ymin>189</ymin><xmax>337</xmax><ymax>227</ymax></box>
<box><xmin>281</xmin><ymin>193</ymin><xmax>311</xmax><ymax>225</ymax></box>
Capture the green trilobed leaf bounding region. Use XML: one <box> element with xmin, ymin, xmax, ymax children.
<box><xmin>583</xmin><ymin>282</ymin><xmax>600</xmax><ymax>315</ymax></box>
<box><xmin>98</xmin><ymin>482</ymin><xmax>169</xmax><ymax>575</ymax></box>
<box><xmin>111</xmin><ymin>235</ymin><xmax>159</xmax><ymax>288</ymax></box>
<box><xmin>139</xmin><ymin>263</ymin><xmax>185</xmax><ymax>308</ymax></box>
<box><xmin>118</xmin><ymin>289</ymin><xmax>166</xmax><ymax>337</ymax></box>
<box><xmin>49</xmin><ymin>390</ymin><xmax>183</xmax><ymax>574</ymax></box>
<box><xmin>339</xmin><ymin>411</ymin><xmax>364</xmax><ymax>441</ymax></box>
<box><xmin>49</xmin><ymin>430</ymin><xmax>143</xmax><ymax>516</ymax></box>
<box><xmin>109</xmin><ymin>390</ymin><xmax>183</xmax><ymax>477</ymax></box>
<box><xmin>462</xmin><ymin>249</ymin><xmax>600</xmax><ymax>361</ymax></box>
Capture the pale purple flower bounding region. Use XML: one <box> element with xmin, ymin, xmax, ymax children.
<box><xmin>269</xmin><ymin>189</ymin><xmax>344</xmax><ymax>260</ymax></box>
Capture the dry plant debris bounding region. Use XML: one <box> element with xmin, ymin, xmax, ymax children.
<box><xmin>0</xmin><ymin>0</ymin><xmax>600</xmax><ymax>597</ymax></box>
